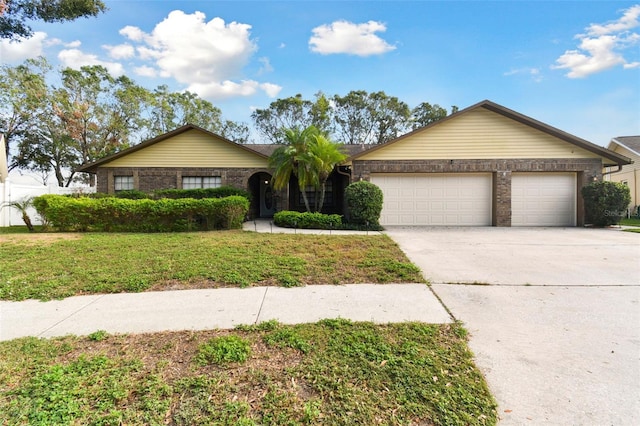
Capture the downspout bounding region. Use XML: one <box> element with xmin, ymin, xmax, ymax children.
<box><xmin>602</xmin><ymin>164</ymin><xmax>623</xmax><ymax>176</ymax></box>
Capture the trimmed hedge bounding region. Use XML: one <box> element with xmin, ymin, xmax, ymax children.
<box><xmin>33</xmin><ymin>194</ymin><xmax>249</xmax><ymax>232</ymax></box>
<box><xmin>153</xmin><ymin>186</ymin><xmax>251</xmax><ymax>200</ymax></box>
<box><xmin>345</xmin><ymin>180</ymin><xmax>384</xmax><ymax>226</ymax></box>
<box><xmin>274</xmin><ymin>211</ymin><xmax>342</xmax><ymax>229</ymax></box>
<box><xmin>582</xmin><ymin>181</ymin><xmax>631</xmax><ymax>227</ymax></box>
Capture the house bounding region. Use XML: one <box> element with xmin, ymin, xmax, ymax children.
<box><xmin>77</xmin><ymin>125</ymin><xmax>365</xmax><ymax>218</ymax></box>
<box><xmin>78</xmin><ymin>100</ymin><xmax>631</xmax><ymax>227</ymax></box>
<box><xmin>604</xmin><ymin>136</ymin><xmax>639</xmax><ymax>215</ymax></box>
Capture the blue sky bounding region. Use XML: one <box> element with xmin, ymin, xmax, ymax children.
<box><xmin>1</xmin><ymin>0</ymin><xmax>639</xmax><ymax>146</ymax></box>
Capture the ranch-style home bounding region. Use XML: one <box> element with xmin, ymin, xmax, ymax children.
<box><xmin>78</xmin><ymin>100</ymin><xmax>631</xmax><ymax>227</ymax></box>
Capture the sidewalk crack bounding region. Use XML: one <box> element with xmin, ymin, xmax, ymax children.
<box><xmin>254</xmin><ymin>287</ymin><xmax>269</xmax><ymax>324</ymax></box>
<box><xmin>37</xmin><ymin>294</ymin><xmax>107</xmax><ymax>337</ymax></box>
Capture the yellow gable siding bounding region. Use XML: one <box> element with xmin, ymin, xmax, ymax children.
<box><xmin>358</xmin><ymin>108</ymin><xmax>601</xmax><ymax>160</ymax></box>
<box><xmin>103</xmin><ymin>129</ymin><xmax>268</xmax><ymax>168</ymax></box>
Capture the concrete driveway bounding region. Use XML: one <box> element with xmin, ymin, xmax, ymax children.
<box><xmin>386</xmin><ymin>227</ymin><xmax>640</xmax><ymax>425</ymax></box>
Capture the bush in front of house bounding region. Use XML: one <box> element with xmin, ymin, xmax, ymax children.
<box><xmin>153</xmin><ymin>186</ymin><xmax>251</xmax><ymax>200</ymax></box>
<box><xmin>274</xmin><ymin>211</ymin><xmax>343</xmax><ymax>229</ymax></box>
<box><xmin>345</xmin><ymin>180</ymin><xmax>384</xmax><ymax>228</ymax></box>
<box><xmin>33</xmin><ymin>194</ymin><xmax>249</xmax><ymax>232</ymax></box>
<box><xmin>581</xmin><ymin>181</ymin><xmax>631</xmax><ymax>227</ymax></box>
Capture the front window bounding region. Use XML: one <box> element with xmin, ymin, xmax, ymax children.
<box><xmin>114</xmin><ymin>175</ymin><xmax>133</xmax><ymax>191</ymax></box>
<box><xmin>182</xmin><ymin>176</ymin><xmax>221</xmax><ymax>189</ymax></box>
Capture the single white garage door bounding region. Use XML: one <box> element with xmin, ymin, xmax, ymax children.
<box><xmin>512</xmin><ymin>173</ymin><xmax>576</xmax><ymax>226</ymax></box>
<box><xmin>370</xmin><ymin>173</ymin><xmax>492</xmax><ymax>226</ymax></box>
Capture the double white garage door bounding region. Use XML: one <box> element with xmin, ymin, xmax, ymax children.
<box><xmin>370</xmin><ymin>173</ymin><xmax>576</xmax><ymax>227</ymax></box>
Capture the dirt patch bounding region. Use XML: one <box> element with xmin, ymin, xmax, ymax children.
<box><xmin>0</xmin><ymin>233</ymin><xmax>81</xmax><ymax>245</ymax></box>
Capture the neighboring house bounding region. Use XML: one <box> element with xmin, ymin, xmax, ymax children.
<box><xmin>78</xmin><ymin>100</ymin><xmax>631</xmax><ymax>227</ymax></box>
<box><xmin>604</xmin><ymin>136</ymin><xmax>639</xmax><ymax>214</ymax></box>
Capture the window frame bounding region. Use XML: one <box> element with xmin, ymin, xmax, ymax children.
<box><xmin>114</xmin><ymin>175</ymin><xmax>134</xmax><ymax>192</ymax></box>
<box><xmin>182</xmin><ymin>176</ymin><xmax>222</xmax><ymax>189</ymax></box>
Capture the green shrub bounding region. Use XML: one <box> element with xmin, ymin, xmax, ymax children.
<box><xmin>582</xmin><ymin>181</ymin><xmax>631</xmax><ymax>227</ymax></box>
<box><xmin>153</xmin><ymin>186</ymin><xmax>251</xmax><ymax>200</ymax></box>
<box><xmin>33</xmin><ymin>194</ymin><xmax>249</xmax><ymax>232</ymax></box>
<box><xmin>113</xmin><ymin>190</ymin><xmax>150</xmax><ymax>199</ymax></box>
<box><xmin>273</xmin><ymin>211</ymin><xmax>342</xmax><ymax>229</ymax></box>
<box><xmin>345</xmin><ymin>180</ymin><xmax>383</xmax><ymax>227</ymax></box>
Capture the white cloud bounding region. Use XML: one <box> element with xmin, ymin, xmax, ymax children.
<box><xmin>309</xmin><ymin>20</ymin><xmax>396</xmax><ymax>56</ymax></box>
<box><xmin>184</xmin><ymin>80</ymin><xmax>282</xmax><ymax>100</ymax></box>
<box><xmin>117</xmin><ymin>10</ymin><xmax>276</xmax><ymax>99</ymax></box>
<box><xmin>134</xmin><ymin>65</ymin><xmax>158</xmax><ymax>78</ymax></box>
<box><xmin>260</xmin><ymin>82</ymin><xmax>282</xmax><ymax>98</ymax></box>
<box><xmin>504</xmin><ymin>67</ymin><xmax>543</xmax><ymax>82</ymax></box>
<box><xmin>257</xmin><ymin>57</ymin><xmax>273</xmax><ymax>75</ymax></box>
<box><xmin>0</xmin><ymin>31</ymin><xmax>47</xmax><ymax>62</ymax></box>
<box><xmin>120</xmin><ymin>25</ymin><xmax>145</xmax><ymax>42</ymax></box>
<box><xmin>58</xmin><ymin>49</ymin><xmax>125</xmax><ymax>76</ymax></box>
<box><xmin>65</xmin><ymin>40</ymin><xmax>81</xmax><ymax>48</ymax></box>
<box><xmin>553</xmin><ymin>4</ymin><xmax>640</xmax><ymax>78</ymax></box>
<box><xmin>103</xmin><ymin>43</ymin><xmax>135</xmax><ymax>60</ymax></box>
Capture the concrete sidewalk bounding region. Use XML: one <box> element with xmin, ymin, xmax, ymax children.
<box><xmin>0</xmin><ymin>283</ymin><xmax>451</xmax><ymax>341</ymax></box>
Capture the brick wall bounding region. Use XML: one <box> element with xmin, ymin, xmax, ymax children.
<box><xmin>95</xmin><ymin>167</ymin><xmax>267</xmax><ymax>194</ymax></box>
<box><xmin>352</xmin><ymin>158</ymin><xmax>603</xmax><ymax>226</ymax></box>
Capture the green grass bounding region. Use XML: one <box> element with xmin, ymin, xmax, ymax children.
<box><xmin>0</xmin><ymin>321</ymin><xmax>497</xmax><ymax>425</ymax></box>
<box><xmin>620</xmin><ymin>217</ymin><xmax>640</xmax><ymax>227</ymax></box>
<box><xmin>0</xmin><ymin>231</ymin><xmax>424</xmax><ymax>301</ymax></box>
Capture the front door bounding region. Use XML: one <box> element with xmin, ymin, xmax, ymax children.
<box><xmin>260</xmin><ymin>177</ymin><xmax>276</xmax><ymax>217</ymax></box>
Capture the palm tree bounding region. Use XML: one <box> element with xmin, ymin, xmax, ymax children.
<box><xmin>269</xmin><ymin>126</ymin><xmax>347</xmax><ymax>213</ymax></box>
<box><xmin>308</xmin><ymin>134</ymin><xmax>347</xmax><ymax>212</ymax></box>
<box><xmin>2</xmin><ymin>197</ymin><xmax>35</xmax><ymax>231</ymax></box>
<box><xmin>269</xmin><ymin>126</ymin><xmax>319</xmax><ymax>212</ymax></box>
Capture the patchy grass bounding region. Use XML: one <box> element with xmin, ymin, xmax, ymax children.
<box><xmin>0</xmin><ymin>321</ymin><xmax>497</xmax><ymax>425</ymax></box>
<box><xmin>0</xmin><ymin>231</ymin><xmax>424</xmax><ymax>301</ymax></box>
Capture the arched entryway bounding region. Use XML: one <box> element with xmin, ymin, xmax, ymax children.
<box><xmin>248</xmin><ymin>172</ymin><xmax>277</xmax><ymax>218</ymax></box>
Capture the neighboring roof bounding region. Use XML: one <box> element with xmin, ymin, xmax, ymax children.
<box><xmin>348</xmin><ymin>99</ymin><xmax>633</xmax><ymax>167</ymax></box>
<box><xmin>244</xmin><ymin>143</ymin><xmax>368</xmax><ymax>158</ymax></box>
<box><xmin>78</xmin><ymin>124</ymin><xmax>270</xmax><ymax>173</ymax></box>
<box><xmin>609</xmin><ymin>136</ymin><xmax>640</xmax><ymax>157</ymax></box>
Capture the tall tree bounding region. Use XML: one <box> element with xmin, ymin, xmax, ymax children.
<box><xmin>0</xmin><ymin>0</ymin><xmax>107</xmax><ymax>39</ymax></box>
<box><xmin>368</xmin><ymin>91</ymin><xmax>411</xmax><ymax>145</ymax></box>
<box><xmin>410</xmin><ymin>103</ymin><xmax>458</xmax><ymax>129</ymax></box>
<box><xmin>332</xmin><ymin>90</ymin><xmax>410</xmax><ymax>145</ymax></box>
<box><xmin>52</xmin><ymin>66</ymin><xmax>149</xmax><ymax>185</ymax></box>
<box><xmin>332</xmin><ymin>90</ymin><xmax>372</xmax><ymax>145</ymax></box>
<box><xmin>0</xmin><ymin>57</ymin><xmax>49</xmax><ymax>163</ymax></box>
<box><xmin>146</xmin><ymin>86</ymin><xmax>224</xmax><ymax>137</ymax></box>
<box><xmin>251</xmin><ymin>93</ymin><xmax>333</xmax><ymax>144</ymax></box>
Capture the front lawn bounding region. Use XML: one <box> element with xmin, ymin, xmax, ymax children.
<box><xmin>0</xmin><ymin>320</ymin><xmax>497</xmax><ymax>425</ymax></box>
<box><xmin>620</xmin><ymin>217</ymin><xmax>640</xmax><ymax>227</ymax></box>
<box><xmin>0</xmin><ymin>231</ymin><xmax>424</xmax><ymax>301</ymax></box>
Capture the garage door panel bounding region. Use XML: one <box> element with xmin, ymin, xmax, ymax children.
<box><xmin>371</xmin><ymin>173</ymin><xmax>492</xmax><ymax>226</ymax></box>
<box><xmin>512</xmin><ymin>173</ymin><xmax>576</xmax><ymax>227</ymax></box>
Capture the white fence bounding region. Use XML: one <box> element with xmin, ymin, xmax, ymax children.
<box><xmin>0</xmin><ymin>179</ymin><xmax>95</xmax><ymax>227</ymax></box>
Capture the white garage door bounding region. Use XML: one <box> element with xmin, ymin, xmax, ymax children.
<box><xmin>512</xmin><ymin>173</ymin><xmax>576</xmax><ymax>226</ymax></box>
<box><xmin>370</xmin><ymin>173</ymin><xmax>492</xmax><ymax>226</ymax></box>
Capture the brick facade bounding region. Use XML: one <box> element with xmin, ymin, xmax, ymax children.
<box><xmin>96</xmin><ymin>167</ymin><xmax>270</xmax><ymax>194</ymax></box>
<box><xmin>352</xmin><ymin>158</ymin><xmax>603</xmax><ymax>227</ymax></box>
